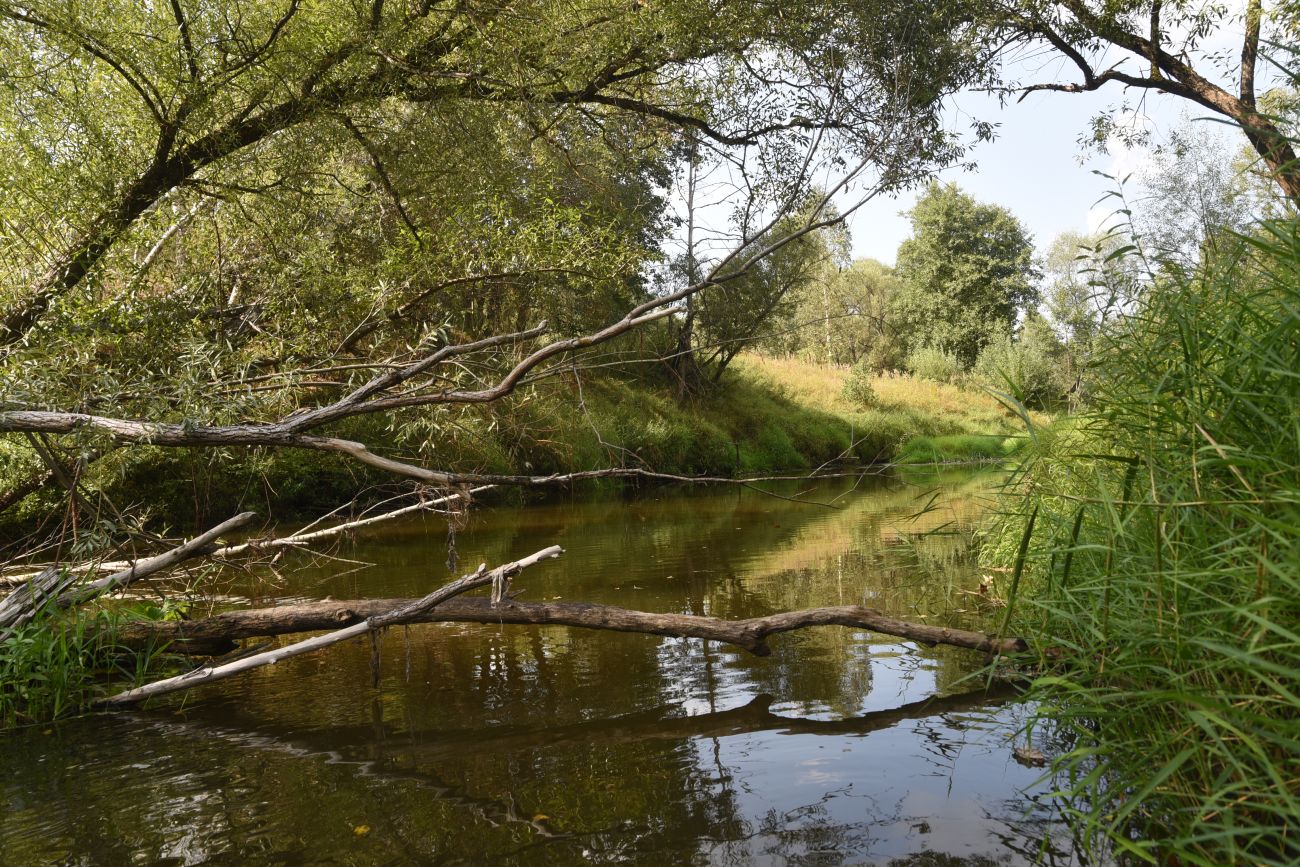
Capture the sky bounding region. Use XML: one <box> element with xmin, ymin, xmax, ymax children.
<box><xmin>844</xmin><ymin>85</ymin><xmax>1226</xmax><ymax>266</ymax></box>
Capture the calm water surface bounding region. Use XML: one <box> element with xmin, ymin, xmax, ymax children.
<box><xmin>0</xmin><ymin>470</ymin><xmax>1086</xmax><ymax>865</ymax></box>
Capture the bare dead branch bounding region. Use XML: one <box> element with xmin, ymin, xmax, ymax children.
<box><xmin>95</xmin><ymin>544</ymin><xmax>565</xmax><ymax>706</ymax></box>
<box><xmin>59</xmin><ymin>511</ymin><xmax>257</xmax><ymax>606</ymax></box>
<box><xmin>209</xmin><ymin>485</ymin><xmax>493</xmax><ymax>557</ymax></box>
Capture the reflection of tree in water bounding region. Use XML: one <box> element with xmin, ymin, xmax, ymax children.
<box><xmin>0</xmin><ymin>689</ymin><xmax>1037</xmax><ymax>864</ymax></box>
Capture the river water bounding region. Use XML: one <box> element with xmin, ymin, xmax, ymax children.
<box><xmin>0</xmin><ymin>470</ymin><xmax>1086</xmax><ymax>865</ymax></box>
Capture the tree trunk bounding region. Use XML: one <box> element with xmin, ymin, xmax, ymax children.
<box><xmin>115</xmin><ymin>596</ymin><xmax>1028</xmax><ymax>658</ymax></box>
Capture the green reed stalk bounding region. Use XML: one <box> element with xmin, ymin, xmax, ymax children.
<box><xmin>985</xmin><ymin>217</ymin><xmax>1300</xmax><ymax>865</ymax></box>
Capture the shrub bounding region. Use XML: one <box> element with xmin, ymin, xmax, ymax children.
<box><xmin>905</xmin><ymin>345</ymin><xmax>961</xmax><ymax>383</ymax></box>
<box><xmin>840</xmin><ymin>361</ymin><xmax>879</xmax><ymax>407</ymax></box>
<box><xmin>856</xmin><ymin>330</ymin><xmax>907</xmax><ymax>373</ymax></box>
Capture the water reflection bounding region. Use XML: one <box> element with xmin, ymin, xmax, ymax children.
<box><xmin>0</xmin><ymin>470</ymin><xmax>1091</xmax><ymax>865</ymax></box>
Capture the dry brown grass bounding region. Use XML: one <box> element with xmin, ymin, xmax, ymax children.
<box><xmin>736</xmin><ymin>353</ymin><xmax>1031</xmax><ymax>430</ymax></box>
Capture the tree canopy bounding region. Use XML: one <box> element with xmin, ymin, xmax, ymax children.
<box><xmin>889</xmin><ymin>181</ymin><xmax>1039</xmax><ymax>368</ymax></box>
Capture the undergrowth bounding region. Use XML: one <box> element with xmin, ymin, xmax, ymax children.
<box><xmin>0</xmin><ymin>599</ymin><xmax>172</xmax><ymax>727</ymax></box>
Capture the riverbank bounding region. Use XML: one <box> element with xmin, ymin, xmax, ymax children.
<box><xmin>2</xmin><ymin>355</ymin><xmax>1032</xmax><ymax>531</ymax></box>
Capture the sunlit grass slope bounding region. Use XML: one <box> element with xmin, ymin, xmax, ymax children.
<box><xmin>7</xmin><ymin>353</ymin><xmax>1031</xmax><ymax>528</ymax></box>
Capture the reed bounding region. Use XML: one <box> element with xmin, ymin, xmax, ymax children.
<box><xmin>0</xmin><ymin>597</ymin><xmax>171</xmax><ymax>726</ymax></box>
<box><xmin>984</xmin><ymin>219</ymin><xmax>1300</xmax><ymax>864</ymax></box>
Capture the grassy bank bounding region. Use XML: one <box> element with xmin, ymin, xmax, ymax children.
<box><xmin>2</xmin><ymin>355</ymin><xmax>1029</xmax><ymax>532</ymax></box>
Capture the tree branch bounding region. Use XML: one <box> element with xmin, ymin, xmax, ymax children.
<box><xmin>96</xmin><ymin>545</ymin><xmax>565</xmax><ymax>706</ymax></box>
<box><xmin>1241</xmin><ymin>0</ymin><xmax>1261</xmax><ymax>108</ymax></box>
<box><xmin>340</xmin><ymin>115</ymin><xmax>422</xmax><ymax>247</ymax></box>
<box><xmin>169</xmin><ymin>0</ymin><xmax>199</xmax><ymax>80</ymax></box>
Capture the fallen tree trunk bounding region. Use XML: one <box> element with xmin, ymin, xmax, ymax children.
<box><xmin>115</xmin><ymin>596</ymin><xmax>1028</xmax><ymax>658</ymax></box>
<box><xmin>95</xmin><ymin>546</ymin><xmax>564</xmax><ymax>707</ymax></box>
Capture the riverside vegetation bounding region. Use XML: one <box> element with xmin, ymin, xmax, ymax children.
<box><xmin>982</xmin><ymin>219</ymin><xmax>1300</xmax><ymax>863</ymax></box>
<box><xmin>2</xmin><ymin>2</ymin><xmax>1299</xmax><ymax>864</ymax></box>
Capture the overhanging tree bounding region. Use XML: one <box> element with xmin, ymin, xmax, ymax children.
<box><xmin>994</xmin><ymin>0</ymin><xmax>1300</xmax><ymax>203</ymax></box>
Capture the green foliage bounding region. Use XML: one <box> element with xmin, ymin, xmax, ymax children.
<box><xmin>0</xmin><ymin>0</ymin><xmax>1007</xmax><ymax>537</ymax></box>
<box><xmin>0</xmin><ymin>602</ymin><xmax>165</xmax><ymax>726</ymax></box>
<box><xmin>984</xmin><ymin>221</ymin><xmax>1300</xmax><ymax>864</ymax></box>
<box><xmin>971</xmin><ymin>313</ymin><xmax>1066</xmax><ymax>409</ymax></box>
<box><xmin>905</xmin><ymin>345</ymin><xmax>961</xmax><ymax>383</ymax></box>
<box><xmin>768</xmin><ymin>257</ymin><xmax>901</xmax><ymax>367</ymax></box>
<box><xmin>697</xmin><ymin>204</ymin><xmax>849</xmax><ymax>379</ymax></box>
<box><xmin>890</xmin><ymin>182</ymin><xmax>1039</xmax><ymax>367</ymax></box>
<box><xmin>840</xmin><ymin>361</ymin><xmax>879</xmax><ymax>408</ymax></box>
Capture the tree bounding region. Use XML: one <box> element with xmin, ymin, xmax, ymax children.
<box><xmin>1133</xmin><ymin>118</ymin><xmax>1258</xmax><ymax>269</ymax></box>
<box><xmin>888</xmin><ymin>182</ymin><xmax>1039</xmax><ymax>368</ymax></box>
<box><xmin>695</xmin><ymin>204</ymin><xmax>849</xmax><ymax>381</ymax></box>
<box><xmin>994</xmin><ymin>1</ymin><xmax>1300</xmax><ymax>203</ymax></box>
<box><xmin>765</xmin><ymin>257</ymin><xmax>901</xmax><ymax>368</ymax></box>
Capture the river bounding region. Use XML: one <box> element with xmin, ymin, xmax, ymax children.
<box><xmin>0</xmin><ymin>469</ymin><xmax>1088</xmax><ymax>865</ymax></box>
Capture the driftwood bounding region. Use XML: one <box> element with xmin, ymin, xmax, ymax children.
<box><xmin>115</xmin><ymin>596</ymin><xmax>1028</xmax><ymax>659</ymax></box>
<box><xmin>95</xmin><ymin>545</ymin><xmax>564</xmax><ymax>707</ymax></box>
<box><xmin>0</xmin><ymin>512</ymin><xmax>257</xmax><ymax>640</ymax></box>
<box><xmin>0</xmin><ymin>567</ymin><xmax>78</xmax><ymax>641</ymax></box>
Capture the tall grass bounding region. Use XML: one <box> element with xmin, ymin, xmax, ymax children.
<box><xmin>0</xmin><ymin>599</ymin><xmax>168</xmax><ymax>726</ymax></box>
<box><xmin>984</xmin><ymin>220</ymin><xmax>1300</xmax><ymax>863</ymax></box>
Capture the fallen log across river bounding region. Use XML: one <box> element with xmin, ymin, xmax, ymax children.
<box><xmin>96</xmin><ymin>545</ymin><xmax>1029</xmax><ymax>707</ymax></box>
<box><xmin>114</xmin><ymin>598</ymin><xmax>1027</xmax><ymax>659</ymax></box>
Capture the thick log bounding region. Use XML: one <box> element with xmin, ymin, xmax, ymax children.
<box><xmin>95</xmin><ymin>546</ymin><xmax>564</xmax><ymax>707</ymax></box>
<box><xmin>116</xmin><ymin>597</ymin><xmax>1028</xmax><ymax>658</ymax></box>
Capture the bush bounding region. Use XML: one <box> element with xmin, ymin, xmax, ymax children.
<box><xmin>840</xmin><ymin>361</ymin><xmax>879</xmax><ymax>407</ymax></box>
<box><xmin>971</xmin><ymin>326</ymin><xmax>1063</xmax><ymax>409</ymax></box>
<box><xmin>905</xmin><ymin>345</ymin><xmax>961</xmax><ymax>383</ymax></box>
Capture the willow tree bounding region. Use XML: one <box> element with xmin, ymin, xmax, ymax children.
<box><xmin>0</xmin><ymin>0</ymin><xmax>1000</xmax><ymax>540</ymax></box>
<box><xmin>995</xmin><ymin>1</ymin><xmax>1300</xmax><ymax>203</ymax></box>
